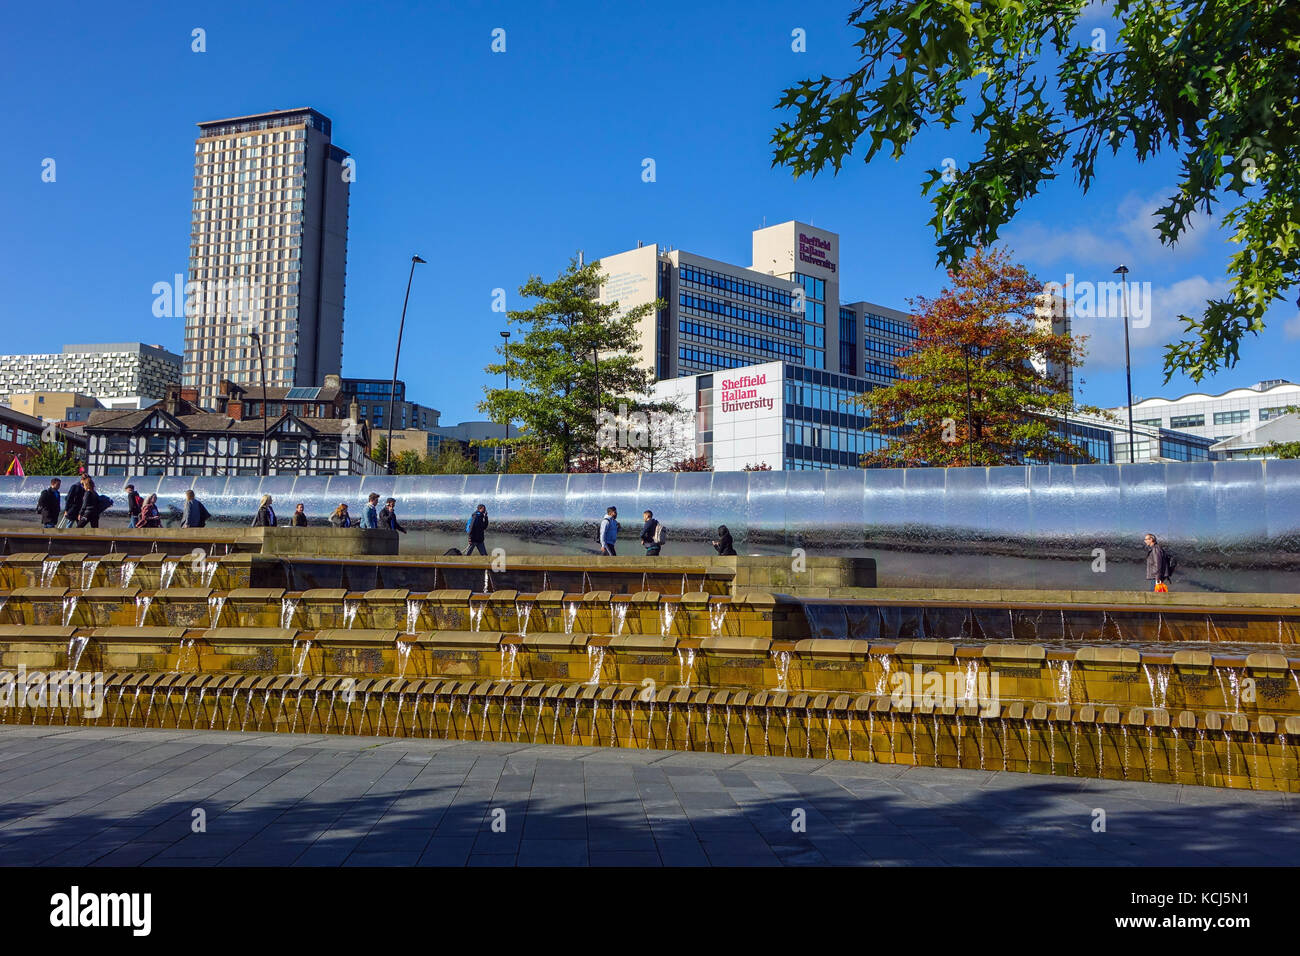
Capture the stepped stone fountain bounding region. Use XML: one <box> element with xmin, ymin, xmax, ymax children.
<box><xmin>1</xmin><ymin>547</ymin><xmax>1299</xmax><ymax>791</ymax></box>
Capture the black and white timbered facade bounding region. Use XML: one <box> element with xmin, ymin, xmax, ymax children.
<box><xmin>84</xmin><ymin>405</ymin><xmax>380</xmax><ymax>477</ymax></box>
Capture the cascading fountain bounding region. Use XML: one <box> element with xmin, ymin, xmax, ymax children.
<box><xmin>609</xmin><ymin>602</ymin><xmax>628</xmax><ymax>637</ymax></box>
<box><xmin>771</xmin><ymin>650</ymin><xmax>791</xmax><ymax>691</ymax></box>
<box><xmin>208</xmin><ymin>595</ymin><xmax>226</xmax><ymax>627</ymax></box>
<box><xmin>406</xmin><ymin>599</ymin><xmax>423</xmax><ymax>634</ymax></box>
<box><xmin>119</xmin><ymin>561</ymin><xmax>138</xmax><ymax>588</ymax></box>
<box><xmin>159</xmin><ymin>559</ymin><xmax>180</xmax><ymax>589</ymax></box>
<box><xmin>709</xmin><ymin>603</ymin><xmax>728</xmax><ymax>638</ymax></box>
<box><xmin>501</xmin><ymin>643</ymin><xmax>519</xmax><ymax>681</ymax></box>
<box><xmin>515</xmin><ymin>601</ymin><xmax>534</xmax><ymax>638</ymax></box>
<box><xmin>395</xmin><ymin>640</ymin><xmax>413</xmax><ymax>678</ymax></box>
<box><xmin>40</xmin><ymin>558</ymin><xmax>60</xmax><ymax>588</ymax></box>
<box><xmin>80</xmin><ymin>559</ymin><xmax>100</xmax><ymax>590</ymax></box>
<box><xmin>660</xmin><ymin>603</ymin><xmax>677</xmax><ymax>637</ymax></box>
<box><xmin>587</xmin><ymin>645</ymin><xmax>606</xmax><ymax>686</ymax></box>
<box><xmin>200</xmin><ymin>560</ymin><xmax>219</xmax><ymax>588</ymax></box>
<box><xmin>677</xmin><ymin>647</ymin><xmax>696</xmax><ymax>688</ymax></box>
<box><xmin>468</xmin><ymin>603</ymin><xmax>484</xmax><ymax>632</ymax></box>
<box><xmin>66</xmin><ymin>635</ymin><xmax>89</xmax><ymax>671</ymax></box>
<box><xmin>282</xmin><ymin>598</ymin><xmax>301</xmax><ymax>630</ymax></box>
<box><xmin>341</xmin><ymin>599</ymin><xmax>359</xmax><ymax>630</ymax></box>
<box><xmin>61</xmin><ymin>595</ymin><xmax>78</xmax><ymax>627</ymax></box>
<box><xmin>563</xmin><ymin>602</ymin><xmax>578</xmax><ymax>635</ymax></box>
<box><xmin>135</xmin><ymin>594</ymin><xmax>153</xmax><ymax>627</ymax></box>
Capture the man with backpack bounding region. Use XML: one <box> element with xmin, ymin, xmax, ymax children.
<box><xmin>466</xmin><ymin>504</ymin><xmax>489</xmax><ymax>556</ymax></box>
<box><xmin>1143</xmin><ymin>533</ymin><xmax>1175</xmax><ymax>591</ymax></box>
<box><xmin>124</xmin><ymin>484</ymin><xmax>144</xmax><ymax>528</ymax></box>
<box><xmin>640</xmin><ymin>509</ymin><xmax>665</xmax><ymax>556</ymax></box>
<box><xmin>36</xmin><ymin>478</ymin><xmax>61</xmax><ymax>529</ymax></box>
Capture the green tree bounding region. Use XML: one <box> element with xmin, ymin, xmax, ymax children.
<box><xmin>22</xmin><ymin>441</ymin><xmax>81</xmax><ymax>476</ymax></box>
<box><xmin>370</xmin><ymin>435</ymin><xmax>388</xmax><ymax>466</ymax></box>
<box><xmin>392</xmin><ymin>449</ymin><xmax>424</xmax><ymax>474</ymax></box>
<box><xmin>1265</xmin><ymin>441</ymin><xmax>1300</xmax><ymax>459</ymax></box>
<box><xmin>480</xmin><ymin>256</ymin><xmax>671</xmax><ymax>471</ymax></box>
<box><xmin>425</xmin><ymin>444</ymin><xmax>479</xmax><ymax>475</ymax></box>
<box><xmin>505</xmin><ymin>445</ymin><xmax>557</xmax><ymax>474</ymax></box>
<box><xmin>856</xmin><ymin>247</ymin><xmax>1106</xmax><ymax>466</ymax></box>
<box><xmin>771</xmin><ymin>0</ymin><xmax>1300</xmax><ymax>381</ymax></box>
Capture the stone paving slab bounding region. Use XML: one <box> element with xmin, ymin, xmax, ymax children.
<box><xmin>0</xmin><ymin>726</ymin><xmax>1293</xmax><ymax>866</ymax></box>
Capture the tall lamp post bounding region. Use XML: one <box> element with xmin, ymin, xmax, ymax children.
<box><xmin>385</xmin><ymin>254</ymin><xmax>426</xmax><ymax>473</ymax></box>
<box><xmin>1115</xmin><ymin>265</ymin><xmax>1136</xmax><ymax>463</ymax></box>
<box><xmin>499</xmin><ymin>330</ymin><xmax>511</xmax><ymax>441</ymax></box>
<box><xmin>249</xmin><ymin>331</ymin><xmax>270</xmax><ymax>475</ymax></box>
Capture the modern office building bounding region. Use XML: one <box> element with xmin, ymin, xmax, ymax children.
<box><xmin>597</xmin><ymin>221</ymin><xmax>924</xmax><ymax>384</ymax></box>
<box><xmin>340</xmin><ymin>378</ymin><xmax>441</xmax><ymax>433</ymax></box>
<box><xmin>83</xmin><ymin>384</ymin><xmax>378</xmax><ymax>477</ymax></box>
<box><xmin>183</xmin><ymin>108</ymin><xmax>350</xmax><ymax>408</ymax></box>
<box><xmin>0</xmin><ymin>343</ymin><xmax>181</xmax><ymax>402</ymax></box>
<box><xmin>1110</xmin><ymin>380</ymin><xmax>1300</xmax><ymax>445</ymax></box>
<box><xmin>651</xmin><ymin>359</ymin><xmax>1213</xmax><ymax>471</ymax></box>
<box><xmin>1209</xmin><ymin>412</ymin><xmax>1300</xmax><ymax>460</ymax></box>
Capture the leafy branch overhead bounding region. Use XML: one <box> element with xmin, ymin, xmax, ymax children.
<box><xmin>771</xmin><ymin>0</ymin><xmax>1300</xmax><ymax>381</ymax></box>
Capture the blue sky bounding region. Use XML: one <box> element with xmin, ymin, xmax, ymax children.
<box><xmin>2</xmin><ymin>0</ymin><xmax>1295</xmax><ymax>423</ymax></box>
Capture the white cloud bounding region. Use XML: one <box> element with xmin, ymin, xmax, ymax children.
<box><xmin>1285</xmin><ymin>313</ymin><xmax>1300</xmax><ymax>340</ymax></box>
<box><xmin>1003</xmin><ymin>189</ymin><xmax>1219</xmax><ymax>274</ymax></box>
<box><xmin>1070</xmin><ymin>275</ymin><xmax>1228</xmax><ymax>370</ymax></box>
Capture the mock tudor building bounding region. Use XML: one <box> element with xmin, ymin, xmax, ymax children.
<box><xmin>83</xmin><ymin>382</ymin><xmax>379</xmax><ymax>477</ymax></box>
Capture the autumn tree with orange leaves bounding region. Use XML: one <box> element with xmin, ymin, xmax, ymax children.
<box><xmin>855</xmin><ymin>247</ymin><xmax>1106</xmax><ymax>467</ymax></box>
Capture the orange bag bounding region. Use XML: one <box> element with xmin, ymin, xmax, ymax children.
<box><xmin>1154</xmin><ymin>581</ymin><xmax>1169</xmax><ymax>593</ymax></box>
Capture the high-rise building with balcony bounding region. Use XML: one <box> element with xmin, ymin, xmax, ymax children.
<box><xmin>183</xmin><ymin>108</ymin><xmax>350</xmax><ymax>408</ymax></box>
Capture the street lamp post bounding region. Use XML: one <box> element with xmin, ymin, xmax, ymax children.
<box><xmin>500</xmin><ymin>330</ymin><xmax>511</xmax><ymax>441</ymax></box>
<box><xmin>1115</xmin><ymin>265</ymin><xmax>1135</xmax><ymax>463</ymax></box>
<box><xmin>963</xmin><ymin>343</ymin><xmax>974</xmax><ymax>468</ymax></box>
<box><xmin>249</xmin><ymin>331</ymin><xmax>269</xmax><ymax>475</ymax></box>
<box><xmin>592</xmin><ymin>344</ymin><xmax>601</xmax><ymax>472</ymax></box>
<box><xmin>385</xmin><ymin>255</ymin><xmax>426</xmax><ymax>473</ymax></box>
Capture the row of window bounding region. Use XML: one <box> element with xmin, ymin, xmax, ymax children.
<box><xmin>784</xmin><ymin>423</ymin><xmax>876</xmax><ymax>455</ymax></box>
<box><xmin>794</xmin><ymin>274</ymin><xmax>827</xmax><ymax>303</ymax></box>
<box><xmin>864</xmin><ymin>312</ymin><xmax>917</xmax><ymax>339</ymax></box>
<box><xmin>103</xmin><ymin>435</ymin><xmax>343</xmax><ymax>457</ymax></box>
<box><xmin>678</xmin><ymin>264</ymin><xmax>794</xmax><ymax>310</ymax></box>
<box><xmin>679</xmin><ymin>321</ymin><xmax>803</xmax><ymax>361</ymax></box>
<box><xmin>679</xmin><ymin>292</ymin><xmax>801</xmax><ymax>335</ymax></box>
<box><xmin>679</xmin><ymin>346</ymin><xmax>743</xmax><ymax>372</ymax></box>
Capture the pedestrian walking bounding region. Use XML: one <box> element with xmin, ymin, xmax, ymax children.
<box><xmin>599</xmin><ymin>506</ymin><xmax>619</xmax><ymax>556</ymax></box>
<box><xmin>36</xmin><ymin>478</ymin><xmax>61</xmax><ymax>529</ymax></box>
<box><xmin>1144</xmin><ymin>533</ymin><xmax>1171</xmax><ymax>592</ymax></box>
<box><xmin>359</xmin><ymin>493</ymin><xmax>380</xmax><ymax>529</ymax></box>
<box><xmin>712</xmin><ymin>525</ymin><xmax>736</xmax><ymax>556</ymax></box>
<box><xmin>329</xmin><ymin>503</ymin><xmax>352</xmax><ymax>528</ymax></box>
<box><xmin>60</xmin><ymin>477</ymin><xmax>87</xmax><ymax>529</ymax></box>
<box><xmin>136</xmin><ymin>493</ymin><xmax>162</xmax><ymax>529</ymax></box>
<box><xmin>379</xmin><ymin>497</ymin><xmax>407</xmax><ymax>534</ymax></box>
<box><xmin>291</xmin><ymin>503</ymin><xmax>308</xmax><ymax>527</ymax></box>
<box><xmin>252</xmin><ymin>494</ymin><xmax>276</xmax><ymax>527</ymax></box>
<box><xmin>465</xmin><ymin>504</ymin><xmax>488</xmax><ymax>556</ymax></box>
<box><xmin>640</xmin><ymin>509</ymin><xmax>664</xmax><ymax>556</ymax></box>
<box><xmin>181</xmin><ymin>490</ymin><xmax>210</xmax><ymax>528</ymax></box>
<box><xmin>124</xmin><ymin>484</ymin><xmax>144</xmax><ymax>528</ymax></box>
<box><xmin>76</xmin><ymin>478</ymin><xmax>110</xmax><ymax>528</ymax></box>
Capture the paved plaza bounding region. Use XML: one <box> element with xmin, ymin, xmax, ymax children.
<box><xmin>0</xmin><ymin>726</ymin><xmax>1293</xmax><ymax>866</ymax></box>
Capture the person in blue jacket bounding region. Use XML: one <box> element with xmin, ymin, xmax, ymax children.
<box><xmin>359</xmin><ymin>493</ymin><xmax>380</xmax><ymax>529</ymax></box>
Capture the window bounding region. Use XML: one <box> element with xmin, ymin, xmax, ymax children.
<box><xmin>318</xmin><ymin>440</ymin><xmax>339</xmax><ymax>458</ymax></box>
<box><xmin>186</xmin><ymin>437</ymin><xmax>207</xmax><ymax>454</ymax></box>
<box><xmin>1135</xmin><ymin>418</ymin><xmax>1162</xmax><ymax>428</ymax></box>
<box><xmin>1169</xmin><ymin>415</ymin><xmax>1204</xmax><ymax>429</ymax></box>
<box><xmin>107</xmin><ymin>436</ymin><xmax>129</xmax><ymax>453</ymax></box>
<box><xmin>1259</xmin><ymin>406</ymin><xmax>1292</xmax><ymax>421</ymax></box>
<box><xmin>1213</xmin><ymin>409</ymin><xmax>1250</xmax><ymax>426</ymax></box>
<box><xmin>239</xmin><ymin>438</ymin><xmax>262</xmax><ymax>456</ymax></box>
<box><xmin>147</xmin><ymin>436</ymin><xmax>168</xmax><ymax>454</ymax></box>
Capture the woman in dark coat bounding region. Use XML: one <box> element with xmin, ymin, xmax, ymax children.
<box><xmin>76</xmin><ymin>479</ymin><xmax>106</xmax><ymax>528</ymax></box>
<box><xmin>252</xmin><ymin>494</ymin><xmax>276</xmax><ymax>527</ymax></box>
<box><xmin>712</xmin><ymin>525</ymin><xmax>736</xmax><ymax>556</ymax></box>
